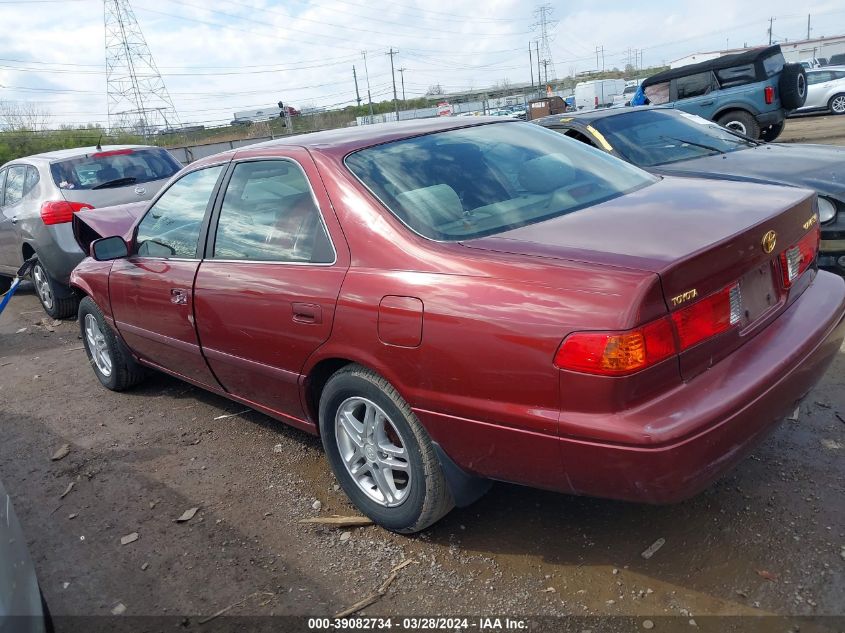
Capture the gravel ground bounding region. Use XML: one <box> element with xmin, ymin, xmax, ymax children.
<box><xmin>1</xmin><ymin>121</ymin><xmax>844</xmax><ymax>630</ymax></box>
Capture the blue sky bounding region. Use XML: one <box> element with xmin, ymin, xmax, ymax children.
<box><xmin>1</xmin><ymin>0</ymin><xmax>844</xmax><ymax>129</ymax></box>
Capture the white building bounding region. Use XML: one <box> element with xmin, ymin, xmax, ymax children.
<box><xmin>669</xmin><ymin>34</ymin><xmax>845</xmax><ymax>69</ymax></box>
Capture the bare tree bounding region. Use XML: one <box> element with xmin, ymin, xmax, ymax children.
<box><xmin>427</xmin><ymin>84</ymin><xmax>444</xmax><ymax>96</ymax></box>
<box><xmin>0</xmin><ymin>101</ymin><xmax>50</xmax><ymax>132</ymax></box>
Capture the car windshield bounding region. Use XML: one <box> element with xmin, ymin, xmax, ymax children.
<box><xmin>344</xmin><ymin>122</ymin><xmax>656</xmax><ymax>241</ymax></box>
<box><xmin>50</xmin><ymin>147</ymin><xmax>181</xmax><ymax>190</ymax></box>
<box><xmin>591</xmin><ymin>109</ymin><xmax>755</xmax><ymax>167</ymax></box>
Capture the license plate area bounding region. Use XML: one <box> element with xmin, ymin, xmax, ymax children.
<box><xmin>738</xmin><ymin>262</ymin><xmax>781</xmax><ymax>331</ymax></box>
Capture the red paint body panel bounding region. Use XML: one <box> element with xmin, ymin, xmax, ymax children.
<box><xmin>109</xmin><ymin>258</ymin><xmax>219</xmax><ymax>388</ymax></box>
<box><xmin>68</xmin><ymin>118</ymin><xmax>845</xmax><ymax>506</ymax></box>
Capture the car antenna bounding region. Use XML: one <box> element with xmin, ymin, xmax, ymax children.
<box><xmin>95</xmin><ymin>133</ymin><xmax>103</xmax><ymax>152</ymax></box>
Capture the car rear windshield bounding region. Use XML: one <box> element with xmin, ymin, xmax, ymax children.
<box><xmin>591</xmin><ymin>109</ymin><xmax>755</xmax><ymax>167</ymax></box>
<box><xmin>344</xmin><ymin>122</ymin><xmax>656</xmax><ymax>241</ymax></box>
<box><xmin>50</xmin><ymin>148</ymin><xmax>181</xmax><ymax>190</ymax></box>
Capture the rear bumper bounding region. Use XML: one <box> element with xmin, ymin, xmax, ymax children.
<box><xmin>30</xmin><ymin>223</ymin><xmax>84</xmax><ymax>286</ymax></box>
<box><xmin>755</xmin><ymin>108</ymin><xmax>787</xmax><ymax>127</ymax></box>
<box><xmin>421</xmin><ymin>271</ymin><xmax>845</xmax><ymax>503</ymax></box>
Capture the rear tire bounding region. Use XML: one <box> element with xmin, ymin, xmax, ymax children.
<box><xmin>779</xmin><ymin>63</ymin><xmax>808</xmax><ymax>110</ymax></box>
<box><xmin>759</xmin><ymin>120</ymin><xmax>785</xmax><ymax>142</ymax></box>
<box><xmin>319</xmin><ymin>364</ymin><xmax>454</xmax><ymax>533</ymax></box>
<box><xmin>829</xmin><ymin>94</ymin><xmax>845</xmax><ymax>115</ymax></box>
<box><xmin>716</xmin><ymin>110</ymin><xmax>761</xmax><ymax>139</ymax></box>
<box><xmin>0</xmin><ymin>275</ymin><xmax>11</xmax><ymax>295</ymax></box>
<box><xmin>78</xmin><ymin>296</ymin><xmax>145</xmax><ymax>391</ymax></box>
<box><xmin>31</xmin><ymin>260</ymin><xmax>77</xmax><ymax>319</ymax></box>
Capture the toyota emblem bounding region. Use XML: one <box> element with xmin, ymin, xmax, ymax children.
<box><xmin>134</xmin><ymin>185</ymin><xmax>146</xmax><ymax>196</ymax></box>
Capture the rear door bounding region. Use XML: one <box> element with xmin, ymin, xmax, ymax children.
<box><xmin>109</xmin><ymin>162</ymin><xmax>227</xmax><ymax>387</ymax></box>
<box><xmin>193</xmin><ymin>149</ymin><xmax>349</xmax><ymax>422</ymax></box>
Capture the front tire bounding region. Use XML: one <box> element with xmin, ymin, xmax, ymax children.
<box><xmin>78</xmin><ymin>297</ymin><xmax>145</xmax><ymax>391</ymax></box>
<box><xmin>829</xmin><ymin>94</ymin><xmax>845</xmax><ymax>115</ymax></box>
<box><xmin>716</xmin><ymin>110</ymin><xmax>761</xmax><ymax>139</ymax></box>
<box><xmin>31</xmin><ymin>260</ymin><xmax>77</xmax><ymax>319</ymax></box>
<box><xmin>319</xmin><ymin>365</ymin><xmax>454</xmax><ymax>533</ymax></box>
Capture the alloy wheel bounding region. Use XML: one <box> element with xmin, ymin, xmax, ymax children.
<box><xmin>832</xmin><ymin>95</ymin><xmax>845</xmax><ymax>114</ymax></box>
<box><xmin>84</xmin><ymin>314</ymin><xmax>113</xmax><ymax>377</ymax></box>
<box><xmin>724</xmin><ymin>121</ymin><xmax>747</xmax><ymax>135</ymax></box>
<box><xmin>334</xmin><ymin>396</ymin><xmax>412</xmax><ymax>507</ymax></box>
<box><xmin>32</xmin><ymin>264</ymin><xmax>53</xmax><ymax>311</ymax></box>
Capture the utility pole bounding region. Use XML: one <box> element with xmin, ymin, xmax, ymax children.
<box><xmin>397</xmin><ymin>68</ymin><xmax>406</xmax><ymax>101</ymax></box>
<box><xmin>542</xmin><ymin>60</ymin><xmax>549</xmax><ymax>86</ymax></box>
<box><xmin>768</xmin><ymin>17</ymin><xmax>775</xmax><ymax>45</ymax></box>
<box><xmin>386</xmin><ymin>48</ymin><xmax>400</xmax><ymax>121</ymax></box>
<box><xmin>352</xmin><ymin>65</ymin><xmax>361</xmax><ymax>107</ymax></box>
<box><xmin>535</xmin><ymin>40</ymin><xmax>541</xmax><ymax>92</ymax></box>
<box><xmin>529</xmin><ymin>42</ymin><xmax>534</xmax><ymax>88</ymax></box>
<box><xmin>596</xmin><ymin>46</ymin><xmax>601</xmax><ymax>72</ymax></box>
<box><xmin>361</xmin><ymin>50</ymin><xmax>374</xmax><ymax>118</ymax></box>
<box><xmin>807</xmin><ymin>14</ymin><xmax>811</xmax><ymax>40</ymax></box>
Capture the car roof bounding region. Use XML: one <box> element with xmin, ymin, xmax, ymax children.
<box><xmin>533</xmin><ymin>105</ymin><xmax>665</xmax><ymax>127</ymax></box>
<box><xmin>17</xmin><ymin>144</ymin><xmax>161</xmax><ymax>163</ymax></box>
<box><xmin>244</xmin><ymin>116</ymin><xmax>515</xmax><ymax>157</ymax></box>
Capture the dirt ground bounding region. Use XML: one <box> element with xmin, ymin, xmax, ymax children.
<box><xmin>1</xmin><ymin>120</ymin><xmax>845</xmax><ymax>631</ymax></box>
<box><xmin>780</xmin><ymin>114</ymin><xmax>845</xmax><ymax>145</ymax></box>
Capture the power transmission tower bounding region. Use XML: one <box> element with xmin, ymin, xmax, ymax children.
<box><xmin>531</xmin><ymin>4</ymin><xmax>557</xmax><ymax>83</ymax></box>
<box><xmin>104</xmin><ymin>0</ymin><xmax>180</xmax><ymax>136</ymax></box>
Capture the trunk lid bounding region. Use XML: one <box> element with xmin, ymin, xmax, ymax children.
<box><xmin>71</xmin><ymin>201</ymin><xmax>147</xmax><ymax>256</ymax></box>
<box><xmin>463</xmin><ymin>176</ymin><xmax>818</xmax><ymax>379</ymax></box>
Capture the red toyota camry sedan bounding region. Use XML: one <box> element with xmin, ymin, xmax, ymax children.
<box><xmin>70</xmin><ymin>118</ymin><xmax>845</xmax><ymax>533</ymax></box>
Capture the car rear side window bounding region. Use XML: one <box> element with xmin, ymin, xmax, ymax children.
<box><xmin>212</xmin><ymin>160</ymin><xmax>334</xmax><ymax>263</ymax></box>
<box><xmin>345</xmin><ymin>122</ymin><xmax>656</xmax><ymax>241</ymax></box>
<box><xmin>716</xmin><ymin>64</ymin><xmax>756</xmax><ymax>87</ymax></box>
<box><xmin>675</xmin><ymin>72</ymin><xmax>715</xmax><ymax>99</ymax></box>
<box><xmin>50</xmin><ymin>148</ymin><xmax>181</xmax><ymax>191</ymax></box>
<box><xmin>134</xmin><ymin>165</ymin><xmax>224</xmax><ymax>258</ymax></box>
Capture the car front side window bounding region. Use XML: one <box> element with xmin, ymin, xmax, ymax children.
<box><xmin>134</xmin><ymin>164</ymin><xmax>224</xmax><ymax>259</ymax></box>
<box><xmin>212</xmin><ymin>160</ymin><xmax>334</xmax><ymax>263</ymax></box>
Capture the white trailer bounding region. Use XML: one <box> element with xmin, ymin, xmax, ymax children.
<box><xmin>574</xmin><ymin>79</ymin><xmax>627</xmax><ymax>110</ymax></box>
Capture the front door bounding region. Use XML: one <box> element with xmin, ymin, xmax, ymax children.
<box><xmin>109</xmin><ymin>163</ymin><xmax>226</xmax><ymax>387</ymax></box>
<box><xmin>0</xmin><ymin>167</ymin><xmax>23</xmax><ymax>272</ymax></box>
<box><xmin>193</xmin><ymin>153</ymin><xmax>348</xmax><ymax>422</ymax></box>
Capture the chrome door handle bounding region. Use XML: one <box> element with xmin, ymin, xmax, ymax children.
<box><xmin>170</xmin><ymin>288</ymin><xmax>188</xmax><ymax>305</ymax></box>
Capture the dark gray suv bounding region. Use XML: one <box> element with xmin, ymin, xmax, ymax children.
<box><xmin>0</xmin><ymin>145</ymin><xmax>182</xmax><ymax>317</ymax></box>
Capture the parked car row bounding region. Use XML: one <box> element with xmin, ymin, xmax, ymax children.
<box><xmin>2</xmin><ymin>110</ymin><xmax>844</xmax><ymax>535</ymax></box>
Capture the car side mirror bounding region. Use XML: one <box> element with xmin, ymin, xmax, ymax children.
<box><xmin>91</xmin><ymin>236</ymin><xmax>129</xmax><ymax>261</ymax></box>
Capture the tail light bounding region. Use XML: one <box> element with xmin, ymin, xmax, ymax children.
<box><xmin>779</xmin><ymin>226</ymin><xmax>819</xmax><ymax>288</ymax></box>
<box><xmin>671</xmin><ymin>284</ymin><xmax>742</xmax><ymax>350</ymax></box>
<box><xmin>594</xmin><ymin>96</ymin><xmax>599</xmax><ymax>107</ymax></box>
<box><xmin>764</xmin><ymin>85</ymin><xmax>775</xmax><ymax>105</ymax></box>
<box><xmin>555</xmin><ymin>283</ymin><xmax>743</xmax><ymax>376</ymax></box>
<box><xmin>554</xmin><ymin>318</ymin><xmax>675</xmax><ymax>376</ymax></box>
<box><xmin>40</xmin><ymin>200</ymin><xmax>94</xmax><ymax>225</ymax></box>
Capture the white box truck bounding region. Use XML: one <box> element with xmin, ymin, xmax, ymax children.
<box><xmin>574</xmin><ymin>79</ymin><xmax>627</xmax><ymax>110</ymax></box>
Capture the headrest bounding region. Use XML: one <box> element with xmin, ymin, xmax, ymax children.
<box><xmin>395</xmin><ymin>184</ymin><xmax>463</xmax><ymax>224</ymax></box>
<box><xmin>518</xmin><ymin>154</ymin><xmax>576</xmax><ymax>194</ymax></box>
